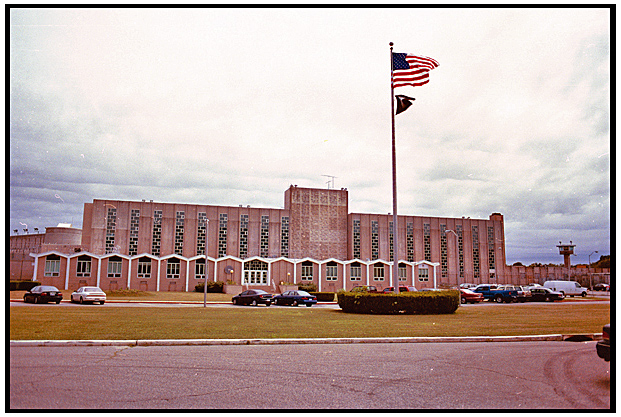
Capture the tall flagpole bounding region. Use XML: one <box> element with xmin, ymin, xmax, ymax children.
<box><xmin>389</xmin><ymin>42</ymin><xmax>399</xmax><ymax>294</ymax></box>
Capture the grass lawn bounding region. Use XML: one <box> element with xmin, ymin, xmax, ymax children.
<box><xmin>10</xmin><ymin>302</ymin><xmax>610</xmax><ymax>341</ymax></box>
<box><xmin>10</xmin><ymin>290</ymin><xmax>233</xmax><ymax>302</ymax></box>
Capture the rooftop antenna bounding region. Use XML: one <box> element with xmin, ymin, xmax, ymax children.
<box><xmin>322</xmin><ymin>175</ymin><xmax>337</xmax><ymax>189</ymax></box>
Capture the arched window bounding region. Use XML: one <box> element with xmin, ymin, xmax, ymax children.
<box><xmin>326</xmin><ymin>261</ymin><xmax>338</xmax><ymax>281</ymax></box>
<box><xmin>301</xmin><ymin>261</ymin><xmax>314</xmax><ymax>281</ymax></box>
<box><xmin>77</xmin><ymin>255</ymin><xmax>91</xmax><ymax>277</ymax></box>
<box><xmin>166</xmin><ymin>257</ymin><xmax>181</xmax><ymax>279</ymax></box>
<box><xmin>373</xmin><ymin>262</ymin><xmax>385</xmax><ymax>281</ymax></box>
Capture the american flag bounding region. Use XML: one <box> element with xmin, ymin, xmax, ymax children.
<box><xmin>392</xmin><ymin>53</ymin><xmax>439</xmax><ymax>88</ymax></box>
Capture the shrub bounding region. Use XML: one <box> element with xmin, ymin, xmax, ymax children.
<box><xmin>337</xmin><ymin>290</ymin><xmax>459</xmax><ymax>314</ymax></box>
<box><xmin>298</xmin><ymin>282</ymin><xmax>317</xmax><ymax>292</ymax></box>
<box><xmin>309</xmin><ymin>292</ymin><xmax>336</xmax><ymax>302</ymax></box>
<box><xmin>10</xmin><ymin>281</ymin><xmax>41</xmax><ymax>291</ymax></box>
<box><xmin>194</xmin><ymin>281</ymin><xmax>224</xmax><ymax>293</ymax></box>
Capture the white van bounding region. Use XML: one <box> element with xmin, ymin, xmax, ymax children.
<box><xmin>543</xmin><ymin>280</ymin><xmax>588</xmax><ymax>297</ymax></box>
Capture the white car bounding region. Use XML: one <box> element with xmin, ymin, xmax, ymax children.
<box><xmin>71</xmin><ymin>286</ymin><xmax>107</xmax><ymax>304</ymax></box>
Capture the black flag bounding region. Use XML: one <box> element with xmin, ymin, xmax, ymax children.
<box><xmin>395</xmin><ymin>95</ymin><xmax>415</xmax><ymax>115</ymax></box>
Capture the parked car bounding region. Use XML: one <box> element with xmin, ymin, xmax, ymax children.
<box><xmin>513</xmin><ymin>285</ymin><xmax>532</xmax><ymax>302</ymax></box>
<box><xmin>472</xmin><ymin>284</ymin><xmax>517</xmax><ymax>303</ymax></box>
<box><xmin>459</xmin><ymin>283</ymin><xmax>476</xmax><ymax>289</ymax></box>
<box><xmin>543</xmin><ymin>280</ymin><xmax>588</xmax><ymax>297</ymax></box>
<box><xmin>460</xmin><ymin>289</ymin><xmax>484</xmax><ymax>304</ymax></box>
<box><xmin>272</xmin><ymin>290</ymin><xmax>317</xmax><ymax>307</ymax></box>
<box><xmin>596</xmin><ymin>323</ymin><xmax>610</xmax><ymax>362</ymax></box>
<box><xmin>529</xmin><ymin>287</ymin><xmax>564</xmax><ymax>302</ymax></box>
<box><xmin>231</xmin><ymin>289</ymin><xmax>273</xmax><ymax>306</ymax></box>
<box><xmin>351</xmin><ymin>285</ymin><xmax>381</xmax><ymax>293</ymax></box>
<box><xmin>71</xmin><ymin>286</ymin><xmax>106</xmax><ymax>304</ymax></box>
<box><xmin>23</xmin><ymin>286</ymin><xmax>63</xmax><ymax>304</ymax></box>
<box><xmin>593</xmin><ymin>283</ymin><xmax>610</xmax><ymax>291</ymax></box>
<box><xmin>382</xmin><ymin>286</ymin><xmax>417</xmax><ymax>293</ymax></box>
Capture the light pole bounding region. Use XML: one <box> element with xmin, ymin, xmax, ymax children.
<box><xmin>445</xmin><ymin>230</ymin><xmax>459</xmax><ymax>288</ymax></box>
<box><xmin>589</xmin><ymin>250</ymin><xmax>598</xmax><ymax>290</ymax></box>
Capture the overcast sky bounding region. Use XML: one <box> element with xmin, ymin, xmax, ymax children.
<box><xmin>9</xmin><ymin>7</ymin><xmax>611</xmax><ymax>265</ymax></box>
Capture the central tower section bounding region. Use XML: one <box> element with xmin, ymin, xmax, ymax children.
<box><xmin>284</xmin><ymin>186</ymin><xmax>349</xmax><ymax>260</ymax></box>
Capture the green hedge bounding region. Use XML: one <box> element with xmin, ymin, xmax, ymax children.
<box><xmin>297</xmin><ymin>283</ymin><xmax>317</xmax><ymax>292</ymax></box>
<box><xmin>309</xmin><ymin>292</ymin><xmax>336</xmax><ymax>302</ymax></box>
<box><xmin>337</xmin><ymin>290</ymin><xmax>459</xmax><ymax>314</ymax></box>
<box><xmin>10</xmin><ymin>281</ymin><xmax>41</xmax><ymax>291</ymax></box>
<box><xmin>194</xmin><ymin>281</ymin><xmax>224</xmax><ymax>293</ymax></box>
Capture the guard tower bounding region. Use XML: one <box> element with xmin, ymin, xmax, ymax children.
<box><xmin>557</xmin><ymin>241</ymin><xmax>576</xmax><ymax>269</ymax></box>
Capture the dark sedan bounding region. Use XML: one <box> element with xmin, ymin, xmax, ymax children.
<box><xmin>596</xmin><ymin>323</ymin><xmax>610</xmax><ymax>362</ymax></box>
<box><xmin>231</xmin><ymin>289</ymin><xmax>273</xmax><ymax>306</ymax></box>
<box><xmin>529</xmin><ymin>287</ymin><xmax>564</xmax><ymax>302</ymax></box>
<box><xmin>272</xmin><ymin>290</ymin><xmax>317</xmax><ymax>307</ymax></box>
<box><xmin>23</xmin><ymin>286</ymin><xmax>63</xmax><ymax>304</ymax></box>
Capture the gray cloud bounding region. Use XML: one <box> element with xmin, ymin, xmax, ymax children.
<box><xmin>9</xmin><ymin>7</ymin><xmax>610</xmax><ymax>265</ymax></box>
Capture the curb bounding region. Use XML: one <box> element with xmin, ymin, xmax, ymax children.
<box><xmin>10</xmin><ymin>333</ymin><xmax>602</xmax><ymax>347</ymax></box>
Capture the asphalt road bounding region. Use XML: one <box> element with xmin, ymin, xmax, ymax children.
<box><xmin>10</xmin><ymin>340</ymin><xmax>610</xmax><ymax>410</ymax></box>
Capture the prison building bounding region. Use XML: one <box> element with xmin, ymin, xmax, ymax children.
<box><xmin>28</xmin><ymin>186</ymin><xmax>508</xmax><ymax>292</ymax></box>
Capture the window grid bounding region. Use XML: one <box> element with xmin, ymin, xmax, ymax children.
<box><xmin>389</xmin><ymin>221</ymin><xmax>394</xmax><ymax>262</ymax></box>
<box><xmin>239</xmin><ymin>214</ymin><xmax>249</xmax><ymax>259</ymax></box>
<box><xmin>260</xmin><ymin>215</ymin><xmax>269</xmax><ymax>258</ymax></box>
<box><xmin>371</xmin><ymin>221</ymin><xmax>379</xmax><ymax>260</ymax></box>
<box><xmin>129</xmin><ymin>209</ymin><xmax>140</xmax><ymax>256</ymax></box>
<box><xmin>488</xmin><ymin>226</ymin><xmax>496</xmax><ymax>271</ymax></box>
<box><xmin>353</xmin><ymin>219</ymin><xmax>361</xmax><ymax>259</ymax></box>
<box><xmin>280</xmin><ymin>216</ymin><xmax>289</xmax><ymax>257</ymax></box>
<box><xmin>196</xmin><ymin>212</ymin><xmax>207</xmax><ymax>255</ymax></box>
<box><xmin>424</xmin><ymin>223</ymin><xmax>431</xmax><ymax>262</ymax></box>
<box><xmin>218</xmin><ymin>213</ymin><xmax>228</xmax><ymax>258</ymax></box>
<box><xmin>350</xmin><ymin>263</ymin><xmax>361</xmax><ymax>281</ymax></box>
<box><xmin>441</xmin><ymin>224</ymin><xmax>448</xmax><ymax>278</ymax></box>
<box><xmin>406</xmin><ymin>222</ymin><xmax>414</xmax><ymax>262</ymax></box>
<box><xmin>174</xmin><ymin>211</ymin><xmax>184</xmax><ymax>255</ymax></box>
<box><xmin>151</xmin><ymin>210</ymin><xmax>162</xmax><ymax>256</ymax></box>
<box><xmin>456</xmin><ymin>225</ymin><xmax>464</xmax><ymax>278</ymax></box>
<box><xmin>105</xmin><ymin>207</ymin><xmax>117</xmax><ymax>254</ymax></box>
<box><xmin>472</xmin><ymin>225</ymin><xmax>480</xmax><ymax>279</ymax></box>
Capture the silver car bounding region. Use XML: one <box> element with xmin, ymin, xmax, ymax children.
<box><xmin>71</xmin><ymin>286</ymin><xmax>107</xmax><ymax>304</ymax></box>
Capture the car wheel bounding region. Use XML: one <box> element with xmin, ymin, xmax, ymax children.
<box><xmin>34</xmin><ymin>296</ymin><xmax>39</xmax><ymax>304</ymax></box>
<box><xmin>80</xmin><ymin>297</ymin><xmax>84</xmax><ymax>304</ymax></box>
<box><xmin>251</xmin><ymin>300</ymin><xmax>257</xmax><ymax>306</ymax></box>
<box><xmin>306</xmin><ymin>303</ymin><xmax>313</xmax><ymax>307</ymax></box>
<box><xmin>56</xmin><ymin>300</ymin><xmax>61</xmax><ymax>304</ymax></box>
<box><xmin>266</xmin><ymin>302</ymin><xmax>271</xmax><ymax>306</ymax></box>
<box><xmin>461</xmin><ymin>297</ymin><xmax>466</xmax><ymax>304</ymax></box>
<box><xmin>100</xmin><ymin>301</ymin><xmax>105</xmax><ymax>305</ymax></box>
<box><xmin>495</xmin><ymin>295</ymin><xmax>503</xmax><ymax>303</ymax></box>
<box><xmin>292</xmin><ymin>300</ymin><xmax>298</xmax><ymax>306</ymax></box>
<box><xmin>232</xmin><ymin>299</ymin><xmax>237</xmax><ymax>305</ymax></box>
<box><xmin>582</xmin><ymin>292</ymin><xmax>587</xmax><ymax>297</ymax></box>
<box><xmin>273</xmin><ymin>299</ymin><xmax>278</xmax><ymax>305</ymax></box>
